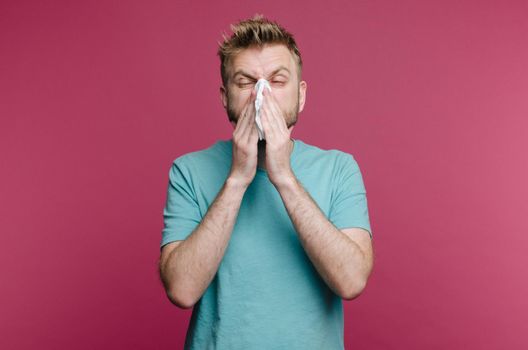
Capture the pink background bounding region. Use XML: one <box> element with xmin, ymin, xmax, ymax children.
<box><xmin>1</xmin><ymin>0</ymin><xmax>527</xmax><ymax>349</ymax></box>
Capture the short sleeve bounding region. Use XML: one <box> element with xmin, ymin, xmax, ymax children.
<box><xmin>328</xmin><ymin>153</ymin><xmax>373</xmax><ymax>239</ymax></box>
<box><xmin>160</xmin><ymin>158</ymin><xmax>202</xmax><ymax>250</ymax></box>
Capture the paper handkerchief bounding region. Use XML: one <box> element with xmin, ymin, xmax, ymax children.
<box><xmin>254</xmin><ymin>78</ymin><xmax>272</xmax><ymax>140</ymax></box>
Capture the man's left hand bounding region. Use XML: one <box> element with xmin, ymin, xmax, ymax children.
<box><xmin>259</xmin><ymin>88</ymin><xmax>296</xmax><ymax>188</ymax></box>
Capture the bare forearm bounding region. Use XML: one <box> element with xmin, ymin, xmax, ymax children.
<box><xmin>275</xmin><ymin>177</ymin><xmax>369</xmax><ymax>299</ymax></box>
<box><xmin>162</xmin><ymin>177</ymin><xmax>247</xmax><ymax>307</ymax></box>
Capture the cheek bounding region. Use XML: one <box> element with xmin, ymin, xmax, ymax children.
<box><xmin>227</xmin><ymin>95</ymin><xmax>245</xmax><ymax>111</ymax></box>
<box><xmin>229</xmin><ymin>88</ymin><xmax>251</xmax><ymax>105</ymax></box>
<box><xmin>273</xmin><ymin>88</ymin><xmax>296</xmax><ymax>108</ymax></box>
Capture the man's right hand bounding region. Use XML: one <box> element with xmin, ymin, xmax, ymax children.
<box><xmin>161</xmin><ymin>99</ymin><xmax>258</xmax><ymax>307</ymax></box>
<box><xmin>228</xmin><ymin>90</ymin><xmax>259</xmax><ymax>188</ymax></box>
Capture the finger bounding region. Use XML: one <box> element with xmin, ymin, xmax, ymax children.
<box><xmin>260</xmin><ymin>108</ymin><xmax>276</xmax><ymax>143</ymax></box>
<box><xmin>246</xmin><ymin>89</ymin><xmax>257</xmax><ymax>119</ymax></box>
<box><xmin>261</xmin><ymin>99</ymin><xmax>280</xmax><ymax>138</ymax></box>
<box><xmin>245</xmin><ymin>103</ymin><xmax>257</xmax><ymax>143</ymax></box>
<box><xmin>241</xmin><ymin>90</ymin><xmax>257</xmax><ymax>144</ymax></box>
<box><xmin>235</xmin><ymin>91</ymin><xmax>256</xmax><ymax>136</ymax></box>
<box><xmin>248</xmin><ymin>115</ymin><xmax>259</xmax><ymax>144</ymax></box>
<box><xmin>261</xmin><ymin>90</ymin><xmax>282</xmax><ymax>136</ymax></box>
<box><xmin>264</xmin><ymin>89</ymin><xmax>288</xmax><ymax>133</ymax></box>
<box><xmin>233</xmin><ymin>103</ymin><xmax>249</xmax><ymax>136</ymax></box>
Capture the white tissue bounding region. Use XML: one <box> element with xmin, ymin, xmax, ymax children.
<box><xmin>254</xmin><ymin>78</ymin><xmax>272</xmax><ymax>140</ymax></box>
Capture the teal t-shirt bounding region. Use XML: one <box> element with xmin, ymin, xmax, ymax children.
<box><xmin>160</xmin><ymin>138</ymin><xmax>372</xmax><ymax>349</ymax></box>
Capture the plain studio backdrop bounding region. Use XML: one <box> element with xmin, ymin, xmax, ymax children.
<box><xmin>1</xmin><ymin>0</ymin><xmax>527</xmax><ymax>349</ymax></box>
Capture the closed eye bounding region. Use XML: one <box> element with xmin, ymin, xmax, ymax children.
<box><xmin>236</xmin><ymin>79</ymin><xmax>256</xmax><ymax>88</ymax></box>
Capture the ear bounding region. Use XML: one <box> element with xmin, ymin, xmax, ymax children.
<box><xmin>220</xmin><ymin>85</ymin><xmax>228</xmax><ymax>109</ymax></box>
<box><xmin>221</xmin><ymin>85</ymin><xmax>237</xmax><ymax>128</ymax></box>
<box><xmin>298</xmin><ymin>80</ymin><xmax>307</xmax><ymax>113</ymax></box>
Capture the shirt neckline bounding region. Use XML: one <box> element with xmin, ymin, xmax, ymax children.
<box><xmin>222</xmin><ymin>138</ymin><xmax>298</xmax><ymax>178</ymax></box>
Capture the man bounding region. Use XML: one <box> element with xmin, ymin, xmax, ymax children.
<box><xmin>158</xmin><ymin>14</ymin><xmax>374</xmax><ymax>349</ymax></box>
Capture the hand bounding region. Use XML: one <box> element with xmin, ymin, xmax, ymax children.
<box><xmin>228</xmin><ymin>90</ymin><xmax>259</xmax><ymax>188</ymax></box>
<box><xmin>259</xmin><ymin>88</ymin><xmax>296</xmax><ymax>188</ymax></box>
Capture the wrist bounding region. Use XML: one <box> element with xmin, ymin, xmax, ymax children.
<box><xmin>271</xmin><ymin>172</ymin><xmax>298</xmax><ymax>191</ymax></box>
<box><xmin>225</xmin><ymin>175</ymin><xmax>250</xmax><ymax>192</ymax></box>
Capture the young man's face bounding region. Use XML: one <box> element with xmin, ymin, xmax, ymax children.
<box><xmin>220</xmin><ymin>44</ymin><xmax>307</xmax><ymax>129</ymax></box>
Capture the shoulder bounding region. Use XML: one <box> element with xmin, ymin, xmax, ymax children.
<box><xmin>295</xmin><ymin>139</ymin><xmax>359</xmax><ymax>171</ymax></box>
<box><xmin>170</xmin><ymin>139</ymin><xmax>231</xmax><ymax>170</ymax></box>
<box><xmin>167</xmin><ymin>140</ymin><xmax>232</xmax><ymax>189</ymax></box>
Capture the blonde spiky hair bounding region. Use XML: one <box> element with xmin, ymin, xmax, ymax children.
<box><xmin>217</xmin><ymin>14</ymin><xmax>303</xmax><ymax>86</ymax></box>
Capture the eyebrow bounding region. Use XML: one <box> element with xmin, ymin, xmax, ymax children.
<box><xmin>233</xmin><ymin>66</ymin><xmax>291</xmax><ymax>80</ymax></box>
